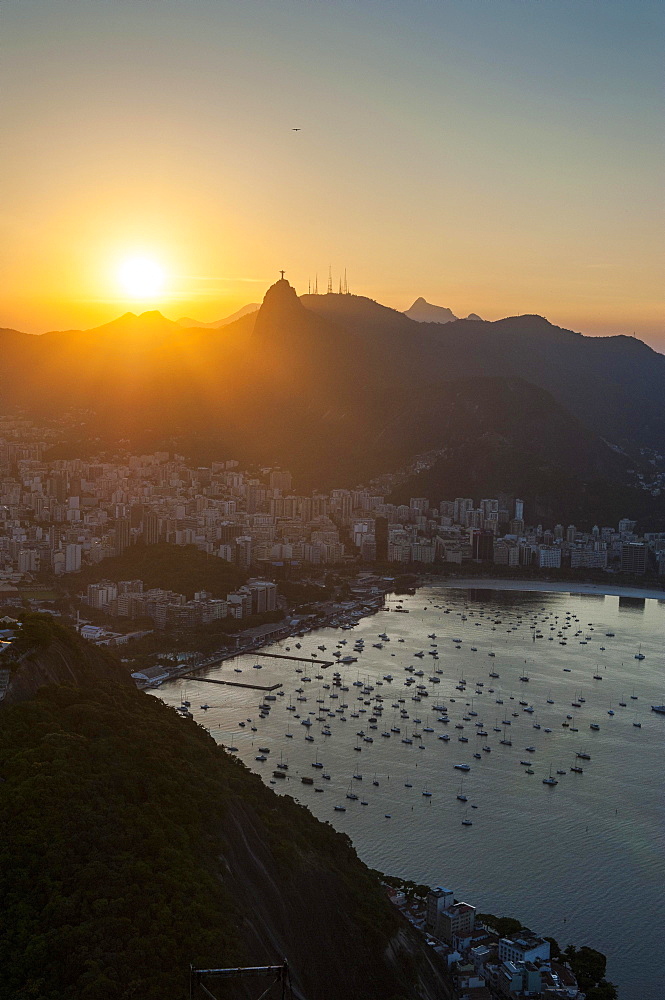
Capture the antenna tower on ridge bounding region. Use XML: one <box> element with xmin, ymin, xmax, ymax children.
<box><xmin>343</xmin><ymin>268</ymin><xmax>348</xmax><ymax>295</ymax></box>
<box><xmin>327</xmin><ymin>266</ymin><xmax>333</xmax><ymax>294</ymax></box>
<box><xmin>314</xmin><ymin>273</ymin><xmax>318</xmax><ymax>294</ymax></box>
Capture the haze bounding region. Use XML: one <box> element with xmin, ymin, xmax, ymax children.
<box><xmin>2</xmin><ymin>0</ymin><xmax>663</xmax><ymax>347</ymax></box>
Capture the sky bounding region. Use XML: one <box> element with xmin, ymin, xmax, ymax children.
<box><xmin>2</xmin><ymin>0</ymin><xmax>664</xmax><ymax>347</ymax></box>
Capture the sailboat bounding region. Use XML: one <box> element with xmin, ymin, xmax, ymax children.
<box><xmin>635</xmin><ymin>645</ymin><xmax>645</xmax><ymax>661</ymax></box>
<box><xmin>500</xmin><ymin>725</ymin><xmax>512</xmax><ymax>747</ymax></box>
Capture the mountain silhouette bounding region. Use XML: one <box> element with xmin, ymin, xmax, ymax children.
<box><xmin>176</xmin><ymin>303</ymin><xmax>259</xmax><ymax>328</ymax></box>
<box><xmin>402</xmin><ymin>297</ymin><xmax>483</xmax><ymax>324</ymax></box>
<box><xmin>1</xmin><ymin>280</ymin><xmax>663</xmax><ymax>523</ymax></box>
<box><xmin>300</xmin><ymin>294</ymin><xmax>665</xmax><ymax>451</ymax></box>
<box><xmin>404</xmin><ymin>297</ymin><xmax>458</xmax><ymax>323</ymax></box>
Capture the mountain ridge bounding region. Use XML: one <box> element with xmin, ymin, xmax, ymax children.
<box><xmin>176</xmin><ymin>302</ymin><xmax>259</xmax><ymax>328</ymax></box>
<box><xmin>403</xmin><ymin>296</ymin><xmax>483</xmax><ymax>324</ymax></box>
<box><xmin>1</xmin><ymin>281</ymin><xmax>663</xmax><ymax>523</ymax></box>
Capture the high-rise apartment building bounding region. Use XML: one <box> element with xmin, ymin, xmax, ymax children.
<box><xmin>374</xmin><ymin>516</ymin><xmax>389</xmax><ymax>562</ymax></box>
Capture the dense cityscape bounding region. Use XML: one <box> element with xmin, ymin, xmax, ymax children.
<box><xmin>1</xmin><ymin>415</ymin><xmax>663</xmax><ymax>625</ymax></box>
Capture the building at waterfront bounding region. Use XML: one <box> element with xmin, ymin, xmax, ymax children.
<box><xmin>498</xmin><ymin>932</ymin><xmax>550</xmax><ymax>965</ymax></box>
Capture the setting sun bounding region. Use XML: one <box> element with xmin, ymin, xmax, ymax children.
<box><xmin>117</xmin><ymin>256</ymin><xmax>165</xmax><ymax>299</ymax></box>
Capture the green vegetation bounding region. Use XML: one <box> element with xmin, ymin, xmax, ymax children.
<box><xmin>0</xmin><ymin>683</ymin><xmax>242</xmax><ymax>999</ymax></box>
<box><xmin>71</xmin><ymin>543</ymin><xmax>245</xmax><ymax>599</ymax></box>
<box><xmin>277</xmin><ymin>579</ymin><xmax>332</xmax><ymax>607</ymax></box>
<box><xmin>0</xmin><ymin>661</ymin><xmax>403</xmax><ymax>1000</ymax></box>
<box><xmin>375</xmin><ymin>873</ymin><xmax>431</xmax><ymax>900</ymax></box>
<box><xmin>476</xmin><ymin>912</ymin><xmax>524</xmax><ymax>938</ymax></box>
<box><xmin>564</xmin><ymin>946</ymin><xmax>618</xmax><ymax>999</ymax></box>
<box><xmin>6</xmin><ymin>613</ymin><xmax>115</xmax><ymax>671</ymax></box>
<box><xmin>11</xmin><ymin>611</ymin><xmax>73</xmax><ymax>650</ymax></box>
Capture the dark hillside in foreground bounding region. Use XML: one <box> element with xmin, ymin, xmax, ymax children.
<box><xmin>0</xmin><ymin>629</ymin><xmax>450</xmax><ymax>1000</ymax></box>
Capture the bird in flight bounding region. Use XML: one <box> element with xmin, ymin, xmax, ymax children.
<box><xmin>292</xmin><ymin>128</ymin><xmax>301</xmax><ymax>131</ymax></box>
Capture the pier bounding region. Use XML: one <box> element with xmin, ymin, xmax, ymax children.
<box><xmin>257</xmin><ymin>652</ymin><xmax>335</xmax><ymax>667</ymax></box>
<box><xmin>183</xmin><ymin>677</ymin><xmax>283</xmax><ymax>692</ymax></box>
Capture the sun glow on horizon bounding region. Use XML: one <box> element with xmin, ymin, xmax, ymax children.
<box><xmin>117</xmin><ymin>256</ymin><xmax>166</xmax><ymax>299</ymax></box>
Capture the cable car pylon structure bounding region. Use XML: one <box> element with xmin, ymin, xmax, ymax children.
<box><xmin>190</xmin><ymin>960</ymin><xmax>294</xmax><ymax>1000</ymax></box>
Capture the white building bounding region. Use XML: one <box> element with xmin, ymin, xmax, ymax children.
<box><xmin>64</xmin><ymin>543</ymin><xmax>82</xmax><ymax>573</ymax></box>
<box><xmin>498</xmin><ymin>933</ymin><xmax>550</xmax><ymax>965</ymax></box>
<box><xmin>538</xmin><ymin>545</ymin><xmax>561</xmax><ymax>569</ymax></box>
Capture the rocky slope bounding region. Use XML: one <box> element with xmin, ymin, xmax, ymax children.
<box><xmin>2</xmin><ymin>616</ymin><xmax>132</xmax><ymax>707</ymax></box>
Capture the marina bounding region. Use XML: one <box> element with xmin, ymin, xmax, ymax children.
<box><xmin>153</xmin><ymin>584</ymin><xmax>665</xmax><ymax>1000</ymax></box>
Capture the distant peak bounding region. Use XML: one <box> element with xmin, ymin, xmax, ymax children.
<box><xmin>253</xmin><ymin>278</ymin><xmax>305</xmax><ymax>338</ymax></box>
<box><xmin>404</xmin><ymin>298</ymin><xmax>458</xmax><ymax>324</ymax></box>
<box><xmin>176</xmin><ymin>304</ymin><xmax>259</xmax><ymax>329</ymax></box>
<box><xmin>138</xmin><ymin>310</ymin><xmax>167</xmax><ymax>321</ymax></box>
<box><xmin>87</xmin><ymin>309</ymin><xmax>176</xmax><ymax>337</ymax></box>
<box><xmin>259</xmin><ymin>277</ymin><xmax>301</xmax><ymax>310</ymax></box>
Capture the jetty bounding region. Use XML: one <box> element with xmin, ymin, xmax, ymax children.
<box><xmin>257</xmin><ymin>652</ymin><xmax>335</xmax><ymax>667</ymax></box>
<box><xmin>183</xmin><ymin>677</ymin><xmax>283</xmax><ymax>692</ymax></box>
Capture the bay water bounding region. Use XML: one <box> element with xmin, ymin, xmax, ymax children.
<box><xmin>154</xmin><ymin>586</ymin><xmax>665</xmax><ymax>999</ymax></box>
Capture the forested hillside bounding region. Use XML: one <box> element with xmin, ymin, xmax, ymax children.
<box><xmin>0</xmin><ymin>634</ymin><xmax>450</xmax><ymax>1000</ymax></box>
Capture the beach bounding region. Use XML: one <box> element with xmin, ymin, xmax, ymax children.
<box><xmin>431</xmin><ymin>578</ymin><xmax>665</xmax><ymax>602</ymax></box>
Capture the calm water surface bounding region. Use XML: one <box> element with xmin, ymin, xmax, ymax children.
<box><xmin>154</xmin><ymin>587</ymin><xmax>665</xmax><ymax>999</ymax></box>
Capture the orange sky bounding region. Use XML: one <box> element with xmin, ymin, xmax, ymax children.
<box><xmin>2</xmin><ymin>1</ymin><xmax>663</xmax><ymax>349</ymax></box>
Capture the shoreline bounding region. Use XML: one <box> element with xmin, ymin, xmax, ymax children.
<box><xmin>152</xmin><ymin>577</ymin><xmax>665</xmax><ymax>690</ymax></box>
<box><xmin>419</xmin><ymin>577</ymin><xmax>665</xmax><ymax>602</ymax></box>
<box><xmin>149</xmin><ymin>576</ymin><xmax>663</xmax><ymax>690</ymax></box>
